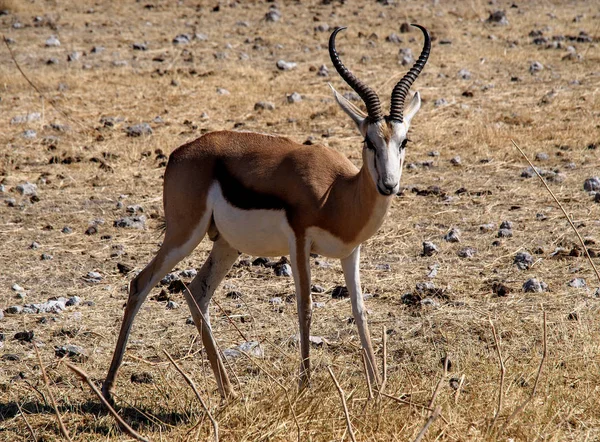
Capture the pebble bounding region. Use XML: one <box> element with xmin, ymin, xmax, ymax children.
<box><xmin>535</xmin><ymin>152</ymin><xmax>549</xmax><ymax>161</ymax></box>
<box><xmin>112</xmin><ymin>60</ymin><xmax>128</xmax><ymax>67</ymax></box>
<box><xmin>6</xmin><ymin>306</ymin><xmax>23</xmax><ymax>314</ymax></box>
<box><xmin>309</xmin><ymin>336</ymin><xmax>328</xmax><ymax>347</ymax></box>
<box><xmin>434</xmin><ymin>98</ymin><xmax>448</xmax><ymax>107</ymax></box>
<box><xmin>314</xmin><ymin>23</ymin><xmax>329</xmax><ymax>32</ymax></box>
<box><xmin>45</xmin><ymin>35</ymin><xmax>60</xmax><ymax>47</ymax></box>
<box><xmin>85</xmin><ymin>271</ymin><xmax>103</xmax><ymax>282</ymax></box>
<box><xmin>173</xmin><ymin>34</ymin><xmax>191</xmax><ymax>44</ymax></box>
<box><xmin>274</xmin><ymin>263</ymin><xmax>292</xmax><ymax>277</ymax></box>
<box><xmin>427</xmin><ymin>264</ymin><xmax>439</xmax><ymax>279</ymax></box>
<box><xmin>55</xmin><ymin>344</ymin><xmax>88</xmax><ymax>361</ymax></box>
<box><xmin>458</xmin><ymin>69</ymin><xmax>471</xmax><ymax>80</ymax></box>
<box><xmin>569</xmin><ymin>278</ymin><xmax>586</xmax><ymax>288</ymax></box>
<box><xmin>11</xmin><ymin>112</ymin><xmax>41</xmax><ymax>124</ymax></box>
<box><xmin>265</xmin><ymin>9</ymin><xmax>281</xmax><ymax>22</ymax></box>
<box><xmin>486</xmin><ymin>10</ymin><xmax>509</xmax><ymax>25</ymax></box>
<box><xmin>216</xmin><ymin>88</ymin><xmax>230</xmax><ymax>95</ymax></box>
<box><xmin>332</xmin><ymin>286</ymin><xmax>349</xmax><ymax>299</ymax></box>
<box><xmin>166</xmin><ymin>301</ymin><xmax>179</xmax><ymax>309</ymax></box>
<box><xmin>126</xmin><ymin>204</ymin><xmax>144</xmax><ymax>214</ymax></box>
<box><xmin>224</xmin><ymin>341</ymin><xmax>264</xmax><ymax>359</ymax></box>
<box><xmin>287</xmin><ymin>92</ymin><xmax>302</xmax><ymax>103</ymax></box>
<box><xmin>416</xmin><ymin>281</ymin><xmax>435</xmax><ymax>293</ymax></box>
<box><xmin>457</xmin><ymin>247</ymin><xmax>476</xmax><ymax>258</ymax></box>
<box><xmin>16</xmin><ymin>182</ymin><xmax>37</xmax><ymax>196</ymax></box>
<box><xmin>450</xmin><ymin>156</ymin><xmax>462</xmax><ymax>166</ymax></box>
<box><xmin>40</xmin><ymin>253</ymin><xmax>53</xmax><ymax>260</ymax></box>
<box><xmin>14</xmin><ymin>331</ymin><xmax>34</xmax><ymax>342</ymax></box>
<box><xmin>114</xmin><ymin>215</ymin><xmax>146</xmax><ymax>229</ymax></box>
<box><xmin>583</xmin><ymin>177</ymin><xmax>600</xmax><ymax>192</ymax></box>
<box><xmin>269</xmin><ymin>297</ymin><xmax>283</xmax><ymax>305</ymax></box>
<box><xmin>226</xmin><ymin>291</ymin><xmax>243</xmax><ymax>299</ymax></box>
<box><xmin>277</xmin><ymin>60</ymin><xmax>297</xmax><ymax>71</ymax></box>
<box><xmin>386</xmin><ymin>33</ymin><xmax>403</xmax><ymax>43</ymax></box>
<box><xmin>254</xmin><ymin>101</ymin><xmax>275</xmax><ymax>111</ymax></box>
<box><xmin>514</xmin><ymin>252</ymin><xmax>534</xmax><ymax>270</ymax></box>
<box><xmin>126</xmin><ymin>123</ymin><xmax>153</xmax><ymax>137</ymax></box>
<box><xmin>317</xmin><ymin>64</ymin><xmax>329</xmax><ymax>77</ymax></box>
<box><xmin>179</xmin><ymin>269</ymin><xmax>197</xmax><ymax>278</ymax></box>
<box><xmin>311</xmin><ymin>284</ymin><xmax>325</xmax><ymax>293</ymax></box>
<box><xmin>132</xmin><ymin>42</ymin><xmax>147</xmax><ymax>51</ymax></box>
<box><xmin>22</xmin><ymin>299</ymin><xmax>67</xmax><ymax>314</ymax></box>
<box><xmin>61</xmin><ymin>226</ymin><xmax>73</xmax><ymax>234</ymax></box>
<box><xmin>131</xmin><ymin>372</ymin><xmax>154</xmax><ymax>384</ymax></box>
<box><xmin>421</xmin><ymin>298</ymin><xmax>440</xmax><ymax>308</ymax></box>
<box><xmin>443</xmin><ymin>228</ymin><xmax>461</xmax><ymax>243</ymax></box>
<box><xmin>398</xmin><ymin>48</ymin><xmax>414</xmax><ymax>66</ymax></box>
<box><xmin>375</xmin><ymin>263</ymin><xmax>391</xmax><ymax>271</ymax></box>
<box><xmin>22</xmin><ymin>129</ymin><xmax>37</xmax><ymax>139</ymax></box>
<box><xmin>523</xmin><ymin>278</ymin><xmax>548</xmax><ymax>293</ymax></box>
<box><xmin>529</xmin><ymin>61</ymin><xmax>544</xmax><ymax>74</ymax></box>
<box><xmin>479</xmin><ymin>223</ymin><xmax>495</xmax><ymax>232</ymax></box>
<box><xmin>12</xmin><ymin>283</ymin><xmax>24</xmax><ymax>292</ymax></box>
<box><xmin>422</xmin><ymin>241</ymin><xmax>439</xmax><ymax>256</ymax></box>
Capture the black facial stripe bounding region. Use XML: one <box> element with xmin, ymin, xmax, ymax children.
<box><xmin>364</xmin><ymin>138</ymin><xmax>376</xmax><ymax>150</ymax></box>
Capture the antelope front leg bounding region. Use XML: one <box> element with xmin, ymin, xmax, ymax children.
<box><xmin>290</xmin><ymin>235</ymin><xmax>312</xmax><ymax>390</ymax></box>
<box><xmin>341</xmin><ymin>246</ymin><xmax>381</xmax><ymax>385</ymax></box>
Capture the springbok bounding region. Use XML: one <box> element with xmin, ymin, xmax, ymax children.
<box><xmin>103</xmin><ymin>25</ymin><xmax>430</xmax><ymax>401</ymax></box>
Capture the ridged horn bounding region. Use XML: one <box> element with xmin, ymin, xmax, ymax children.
<box><xmin>329</xmin><ymin>27</ymin><xmax>383</xmax><ymax>121</ymax></box>
<box><xmin>388</xmin><ymin>24</ymin><xmax>431</xmax><ymax>123</ymax></box>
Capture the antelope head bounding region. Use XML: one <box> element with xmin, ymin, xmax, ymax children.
<box><xmin>329</xmin><ymin>24</ymin><xmax>431</xmax><ymax>196</ymax></box>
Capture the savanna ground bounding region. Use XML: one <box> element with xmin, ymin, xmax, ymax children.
<box><xmin>1</xmin><ymin>0</ymin><xmax>600</xmax><ymax>440</ymax></box>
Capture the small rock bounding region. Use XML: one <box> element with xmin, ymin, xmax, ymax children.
<box><xmin>443</xmin><ymin>228</ymin><xmax>461</xmax><ymax>243</ymax></box>
<box><xmin>54</xmin><ymin>344</ymin><xmax>88</xmax><ymax>361</ymax></box>
<box><xmin>287</xmin><ymin>92</ymin><xmax>302</xmax><ymax>103</ymax></box>
<box><xmin>523</xmin><ymin>278</ymin><xmax>548</xmax><ymax>293</ymax></box>
<box><xmin>569</xmin><ymin>278</ymin><xmax>586</xmax><ymax>288</ymax></box>
<box><xmin>420</xmin><ymin>298</ymin><xmax>440</xmax><ymax>308</ymax></box>
<box><xmin>16</xmin><ymin>182</ymin><xmax>37</xmax><ymax>196</ymax></box>
<box><xmin>497</xmin><ymin>228</ymin><xmax>513</xmax><ymax>238</ymax></box>
<box><xmin>311</xmin><ymin>284</ymin><xmax>325</xmax><ymax>293</ymax></box>
<box><xmin>195</xmin><ymin>33</ymin><xmax>208</xmax><ymax>41</ymax></box>
<box><xmin>375</xmin><ymin>263</ymin><xmax>391</xmax><ymax>271</ymax></box>
<box><xmin>114</xmin><ymin>216</ymin><xmax>146</xmax><ymax>229</ymax></box>
<box><xmin>6</xmin><ymin>306</ymin><xmax>23</xmax><ymax>314</ymax></box>
<box><xmin>2</xmin><ymin>354</ymin><xmax>19</xmax><ymax>361</ymax></box>
<box><xmin>427</xmin><ymin>264</ymin><xmax>439</xmax><ymax>279</ymax></box>
<box><xmin>595</xmin><ymin>193</ymin><xmax>600</xmax><ymax>203</ymax></box>
<box><xmin>12</xmin><ymin>283</ymin><xmax>24</xmax><ymax>292</ymax></box>
<box><xmin>126</xmin><ymin>204</ymin><xmax>144</xmax><ymax>214</ymax></box>
<box><xmin>583</xmin><ymin>177</ymin><xmax>600</xmax><ymax>192</ymax></box>
<box><xmin>398</xmin><ymin>48</ymin><xmax>414</xmax><ymax>66</ymax></box>
<box><xmin>179</xmin><ymin>269</ymin><xmax>197</xmax><ymax>278</ymax></box>
<box><xmin>314</xmin><ymin>23</ymin><xmax>330</xmax><ymax>32</ymax></box>
<box><xmin>45</xmin><ymin>35</ymin><xmax>60</xmax><ymax>47</ymax></box>
<box><xmin>265</xmin><ymin>9</ymin><xmax>281</xmax><ymax>22</ymax></box>
<box><xmin>254</xmin><ymin>101</ymin><xmax>275</xmax><ymax>111</ymax></box>
<box><xmin>386</xmin><ymin>33</ymin><xmax>403</xmax><ymax>43</ymax></box>
<box><xmin>22</xmin><ymin>129</ymin><xmax>37</xmax><ymax>139</ymax></box>
<box><xmin>126</xmin><ymin>123</ymin><xmax>153</xmax><ymax>137</ymax></box>
<box><xmin>40</xmin><ymin>253</ymin><xmax>53</xmax><ymax>260</ymax></box>
<box><xmin>422</xmin><ymin>241</ymin><xmax>439</xmax><ymax>256</ymax></box>
<box><xmin>132</xmin><ymin>42</ymin><xmax>147</xmax><ymax>51</ymax></box>
<box><xmin>434</xmin><ymin>98</ymin><xmax>448</xmax><ymax>107</ymax></box>
<box><xmin>226</xmin><ymin>291</ymin><xmax>243</xmax><ymax>299</ymax></box>
<box><xmin>14</xmin><ymin>331</ymin><xmax>34</xmax><ymax>342</ymax></box>
<box><xmin>131</xmin><ymin>372</ymin><xmax>153</xmax><ymax>384</ymax></box>
<box><xmin>173</xmin><ymin>34</ymin><xmax>191</xmax><ymax>44</ymax></box>
<box><xmin>66</xmin><ymin>296</ymin><xmax>81</xmax><ymax>307</ymax></box>
<box><xmin>216</xmin><ymin>88</ymin><xmax>230</xmax><ymax>95</ymax></box>
<box><xmin>91</xmin><ymin>46</ymin><xmax>105</xmax><ymax>53</ymax></box>
<box><xmin>535</xmin><ymin>152</ymin><xmax>549</xmax><ymax>161</ymax></box>
<box><xmin>457</xmin><ymin>247</ymin><xmax>476</xmax><ymax>258</ymax></box>
<box><xmin>401</xmin><ymin>293</ymin><xmax>421</xmax><ymax>306</ymax></box>
<box><xmin>61</xmin><ymin>226</ymin><xmax>73</xmax><ymax>234</ymax></box>
<box><xmin>415</xmin><ymin>281</ymin><xmax>435</xmax><ymax>293</ymax></box>
<box><xmin>399</xmin><ymin>22</ymin><xmax>411</xmax><ymax>33</ymax></box>
<box><xmin>269</xmin><ymin>297</ymin><xmax>283</xmax><ymax>305</ymax></box>
<box><xmin>317</xmin><ymin>64</ymin><xmax>329</xmax><ymax>77</ymax></box>
<box><xmin>500</xmin><ymin>221</ymin><xmax>513</xmax><ymax>230</ymax></box>
<box><xmin>529</xmin><ymin>61</ymin><xmax>544</xmax><ymax>74</ymax></box>
<box><xmin>277</xmin><ymin>60</ymin><xmax>297</xmax><ymax>71</ymax></box>
<box><xmin>11</xmin><ymin>112</ymin><xmax>41</xmax><ymax>124</ymax></box>
<box><xmin>492</xmin><ymin>281</ymin><xmax>511</xmax><ymax>297</ymax></box>
<box><xmin>458</xmin><ymin>69</ymin><xmax>471</xmax><ymax>80</ymax></box>
<box><xmin>85</xmin><ymin>271</ymin><xmax>103</xmax><ymax>282</ymax></box>
<box><xmin>112</xmin><ymin>60</ymin><xmax>128</xmax><ymax>67</ymax></box>
<box><xmin>450</xmin><ymin>156</ymin><xmax>462</xmax><ymax>166</ymax></box>
<box><xmin>479</xmin><ymin>223</ymin><xmax>495</xmax><ymax>232</ymax></box>
<box><xmin>274</xmin><ymin>263</ymin><xmax>292</xmax><ymax>277</ymax></box>
<box><xmin>67</xmin><ymin>51</ymin><xmax>81</xmax><ymax>62</ymax></box>
<box><xmin>332</xmin><ymin>286</ymin><xmax>349</xmax><ymax>299</ymax></box>
<box><xmin>486</xmin><ymin>10</ymin><xmax>509</xmax><ymax>25</ymax></box>
<box><xmin>85</xmin><ymin>226</ymin><xmax>98</xmax><ymax>235</ymax></box>
<box><xmin>308</xmin><ymin>336</ymin><xmax>328</xmax><ymax>347</ymax></box>
<box><xmin>166</xmin><ymin>301</ymin><xmax>179</xmax><ymax>309</ymax></box>
<box><xmin>514</xmin><ymin>252</ymin><xmax>534</xmax><ymax>270</ymax></box>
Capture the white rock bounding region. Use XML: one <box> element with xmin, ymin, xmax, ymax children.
<box><xmin>45</xmin><ymin>35</ymin><xmax>60</xmax><ymax>47</ymax></box>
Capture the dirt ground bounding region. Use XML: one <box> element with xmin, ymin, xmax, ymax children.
<box><xmin>1</xmin><ymin>0</ymin><xmax>600</xmax><ymax>440</ymax></box>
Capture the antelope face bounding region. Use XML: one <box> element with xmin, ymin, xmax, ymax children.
<box><xmin>328</xmin><ymin>25</ymin><xmax>430</xmax><ymax>196</ymax></box>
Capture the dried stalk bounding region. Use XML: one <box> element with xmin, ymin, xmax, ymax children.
<box><xmin>65</xmin><ymin>362</ymin><xmax>150</xmax><ymax>442</ymax></box>
<box><xmin>454</xmin><ymin>374</ymin><xmax>466</xmax><ymax>405</ymax></box>
<box><xmin>362</xmin><ymin>350</ymin><xmax>374</xmax><ymax>400</ymax></box>
<box><xmin>501</xmin><ymin>312</ymin><xmax>548</xmax><ymax>433</ymax></box>
<box><xmin>163</xmin><ymin>350</ymin><xmax>219</xmax><ymax>442</ymax></box>
<box><xmin>428</xmin><ymin>355</ymin><xmax>449</xmax><ymax>409</ymax></box>
<box><xmin>512</xmin><ymin>139</ymin><xmax>600</xmax><ymax>285</ymax></box>
<box><xmin>34</xmin><ymin>344</ymin><xmax>73</xmax><ymax>442</ymax></box>
<box><xmin>413</xmin><ymin>406</ymin><xmax>441</xmax><ymax>442</ymax></box>
<box><xmin>327</xmin><ymin>366</ymin><xmax>357</xmax><ymax>442</ymax></box>
<box><xmin>381</xmin><ymin>325</ymin><xmax>388</xmax><ymax>393</ymax></box>
<box><xmin>15</xmin><ymin>399</ymin><xmax>37</xmax><ymax>441</ymax></box>
<box><xmin>488</xmin><ymin>320</ymin><xmax>506</xmax><ymax>434</ymax></box>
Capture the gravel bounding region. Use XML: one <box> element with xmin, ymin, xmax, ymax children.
<box><xmin>422</xmin><ymin>241</ymin><xmax>439</xmax><ymax>256</ymax></box>
<box><xmin>126</xmin><ymin>123</ymin><xmax>153</xmax><ymax>137</ymax></box>
<box><xmin>443</xmin><ymin>228</ymin><xmax>461</xmax><ymax>243</ymax></box>
<box><xmin>523</xmin><ymin>278</ymin><xmax>548</xmax><ymax>293</ymax></box>
<box><xmin>514</xmin><ymin>252</ymin><xmax>534</xmax><ymax>270</ymax></box>
<box><xmin>583</xmin><ymin>177</ymin><xmax>600</xmax><ymax>192</ymax></box>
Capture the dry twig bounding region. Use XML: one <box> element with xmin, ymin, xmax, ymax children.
<box><xmin>488</xmin><ymin>320</ymin><xmax>506</xmax><ymax>435</ymax></box>
<box><xmin>501</xmin><ymin>312</ymin><xmax>548</xmax><ymax>433</ymax></box>
<box><xmin>65</xmin><ymin>362</ymin><xmax>151</xmax><ymax>442</ymax></box>
<box><xmin>15</xmin><ymin>398</ymin><xmax>37</xmax><ymax>442</ymax></box>
<box><xmin>512</xmin><ymin>139</ymin><xmax>600</xmax><ymax>285</ymax></box>
<box><xmin>328</xmin><ymin>366</ymin><xmax>357</xmax><ymax>442</ymax></box>
<box><xmin>163</xmin><ymin>350</ymin><xmax>219</xmax><ymax>442</ymax></box>
<box><xmin>413</xmin><ymin>406</ymin><xmax>441</xmax><ymax>442</ymax></box>
<box><xmin>362</xmin><ymin>349</ymin><xmax>374</xmax><ymax>400</ymax></box>
<box><xmin>428</xmin><ymin>355</ymin><xmax>449</xmax><ymax>409</ymax></box>
<box><xmin>33</xmin><ymin>344</ymin><xmax>73</xmax><ymax>442</ymax></box>
<box><xmin>381</xmin><ymin>325</ymin><xmax>388</xmax><ymax>393</ymax></box>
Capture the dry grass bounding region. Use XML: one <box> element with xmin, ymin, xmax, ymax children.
<box><xmin>1</xmin><ymin>0</ymin><xmax>600</xmax><ymax>440</ymax></box>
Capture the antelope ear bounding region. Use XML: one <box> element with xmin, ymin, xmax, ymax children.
<box><xmin>329</xmin><ymin>84</ymin><xmax>368</xmax><ymax>135</ymax></box>
<box><xmin>404</xmin><ymin>91</ymin><xmax>421</xmax><ymax>125</ymax></box>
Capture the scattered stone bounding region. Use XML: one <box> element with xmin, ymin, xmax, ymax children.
<box><xmin>224</xmin><ymin>341</ymin><xmax>263</xmax><ymax>359</ymax></box>
<box><xmin>287</xmin><ymin>92</ymin><xmax>302</xmax><ymax>103</ymax></box>
<box><xmin>398</xmin><ymin>47</ymin><xmax>414</xmax><ymax>66</ymax></box>
<box><xmin>443</xmin><ymin>228</ymin><xmax>461</xmax><ymax>243</ymax></box>
<box><xmin>265</xmin><ymin>8</ymin><xmax>281</xmax><ymax>22</ymax></box>
<box><xmin>401</xmin><ymin>293</ymin><xmax>421</xmax><ymax>306</ymax></box>
<box><xmin>126</xmin><ymin>123</ymin><xmax>153</xmax><ymax>137</ymax></box>
<box><xmin>226</xmin><ymin>290</ymin><xmax>243</xmax><ymax>299</ymax></box>
<box><xmin>23</xmin><ymin>299</ymin><xmax>67</xmax><ymax>314</ymax></box>
<box><xmin>500</xmin><ymin>221</ymin><xmax>513</xmax><ymax>230</ymax></box>
<box><xmin>131</xmin><ymin>372</ymin><xmax>153</xmax><ymax>384</ymax></box>
<box><xmin>45</xmin><ymin>35</ymin><xmax>60</xmax><ymax>47</ymax></box>
<box><xmin>332</xmin><ymin>286</ymin><xmax>349</xmax><ymax>299</ymax></box>
<box><xmin>179</xmin><ymin>269</ymin><xmax>197</xmax><ymax>278</ymax></box>
<box><xmin>40</xmin><ymin>253</ymin><xmax>53</xmax><ymax>260</ymax></box>
<box><xmin>22</xmin><ymin>129</ymin><xmax>37</xmax><ymax>139</ymax></box>
<box><xmin>427</xmin><ymin>264</ymin><xmax>439</xmax><ymax>279</ymax></box>
<box><xmin>567</xmin><ymin>312</ymin><xmax>579</xmax><ymax>321</ymax></box>
<box><xmin>85</xmin><ymin>271</ymin><xmax>103</xmax><ymax>282</ymax></box>
<box><xmin>132</xmin><ymin>42</ymin><xmax>147</xmax><ymax>51</ymax></box>
<box><xmin>5</xmin><ymin>306</ymin><xmax>23</xmax><ymax>314</ymax></box>
<box><xmin>12</xmin><ymin>283</ymin><xmax>24</xmax><ymax>292</ymax></box>
<box><xmin>420</xmin><ymin>298</ymin><xmax>440</xmax><ymax>308</ymax></box>
<box><xmin>479</xmin><ymin>223</ymin><xmax>495</xmax><ymax>232</ymax></box>
<box><xmin>173</xmin><ymin>34</ymin><xmax>191</xmax><ymax>44</ymax></box>
<box><xmin>535</xmin><ymin>152</ymin><xmax>549</xmax><ymax>161</ymax></box>
<box><xmin>47</xmin><ymin>57</ymin><xmax>59</xmax><ymax>65</ymax></box>
<box><xmin>61</xmin><ymin>226</ymin><xmax>73</xmax><ymax>234</ymax></box>
<box><xmin>399</xmin><ymin>22</ymin><xmax>411</xmax><ymax>33</ymax></box>
<box><xmin>14</xmin><ymin>331</ymin><xmax>34</xmax><ymax>342</ymax></box>
<box><xmin>492</xmin><ymin>281</ymin><xmax>511</xmax><ymax>297</ymax></box>
<box><xmin>114</xmin><ymin>216</ymin><xmax>146</xmax><ymax>229</ymax></box>
<box><xmin>54</xmin><ymin>344</ymin><xmax>88</xmax><ymax>361</ymax></box>
<box><xmin>195</xmin><ymin>33</ymin><xmax>208</xmax><ymax>41</ymax></box>
<box><xmin>529</xmin><ymin>61</ymin><xmax>544</xmax><ymax>74</ymax></box>
<box><xmin>2</xmin><ymin>354</ymin><xmax>19</xmax><ymax>362</ymax></box>
<box><xmin>254</xmin><ymin>101</ymin><xmax>275</xmax><ymax>111</ymax></box>
<box><xmin>269</xmin><ymin>297</ymin><xmax>283</xmax><ymax>305</ymax></box>
<box><xmin>514</xmin><ymin>252</ymin><xmax>534</xmax><ymax>270</ymax></box>
<box><xmin>311</xmin><ymin>284</ymin><xmax>325</xmax><ymax>293</ymax></box>
<box><xmin>434</xmin><ymin>98</ymin><xmax>448</xmax><ymax>107</ymax></box>
<box><xmin>166</xmin><ymin>301</ymin><xmax>179</xmax><ymax>309</ymax></box>
<box><xmin>314</xmin><ymin>23</ymin><xmax>330</xmax><ymax>32</ymax></box>
<box><xmin>277</xmin><ymin>60</ymin><xmax>297</xmax><ymax>71</ymax></box>
<box><xmin>422</xmin><ymin>241</ymin><xmax>439</xmax><ymax>256</ymax></box>
<box><xmin>317</xmin><ymin>64</ymin><xmax>329</xmax><ymax>77</ymax></box>
<box><xmin>595</xmin><ymin>194</ymin><xmax>600</xmax><ymax>203</ymax></box>
<box><xmin>308</xmin><ymin>336</ymin><xmax>328</xmax><ymax>347</ymax></box>
<box><xmin>85</xmin><ymin>226</ymin><xmax>98</xmax><ymax>235</ymax></box>
<box><xmin>274</xmin><ymin>263</ymin><xmax>292</xmax><ymax>277</ymax></box>
<box><xmin>386</xmin><ymin>33</ymin><xmax>403</xmax><ymax>43</ymax></box>
<box><xmin>583</xmin><ymin>177</ymin><xmax>600</xmax><ymax>192</ymax></box>
<box><xmin>67</xmin><ymin>51</ymin><xmax>81</xmax><ymax>62</ymax></box>
<box><xmin>66</xmin><ymin>296</ymin><xmax>81</xmax><ymax>307</ymax></box>
<box><xmin>126</xmin><ymin>204</ymin><xmax>143</xmax><ymax>214</ymax></box>
<box><xmin>458</xmin><ymin>69</ymin><xmax>471</xmax><ymax>80</ymax></box>
<box><xmin>457</xmin><ymin>247</ymin><xmax>476</xmax><ymax>258</ymax></box>
<box><xmin>450</xmin><ymin>156</ymin><xmax>462</xmax><ymax>166</ymax></box>
<box><xmin>216</xmin><ymin>87</ymin><xmax>230</xmax><ymax>95</ymax></box>
<box><xmin>523</xmin><ymin>278</ymin><xmax>548</xmax><ymax>293</ymax></box>
<box><xmin>16</xmin><ymin>182</ymin><xmax>37</xmax><ymax>196</ymax></box>
<box><xmin>11</xmin><ymin>112</ymin><xmax>41</xmax><ymax>124</ymax></box>
<box><xmin>415</xmin><ymin>281</ymin><xmax>435</xmax><ymax>293</ymax></box>
<box><xmin>569</xmin><ymin>278</ymin><xmax>586</xmax><ymax>288</ymax></box>
<box><xmin>112</xmin><ymin>60</ymin><xmax>128</xmax><ymax>67</ymax></box>
<box><xmin>486</xmin><ymin>10</ymin><xmax>509</xmax><ymax>25</ymax></box>
<box><xmin>375</xmin><ymin>263</ymin><xmax>391</xmax><ymax>271</ymax></box>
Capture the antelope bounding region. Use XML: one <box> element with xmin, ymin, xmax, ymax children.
<box><xmin>102</xmin><ymin>24</ymin><xmax>430</xmax><ymax>402</ymax></box>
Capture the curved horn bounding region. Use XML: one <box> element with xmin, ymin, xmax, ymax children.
<box><xmin>329</xmin><ymin>27</ymin><xmax>383</xmax><ymax>121</ymax></box>
<box><xmin>389</xmin><ymin>24</ymin><xmax>431</xmax><ymax>123</ymax></box>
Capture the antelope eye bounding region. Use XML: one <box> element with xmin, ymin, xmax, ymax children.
<box><xmin>364</xmin><ymin>139</ymin><xmax>376</xmax><ymax>150</ymax></box>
